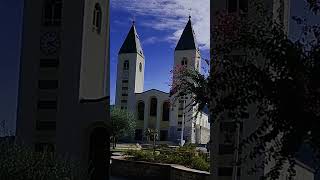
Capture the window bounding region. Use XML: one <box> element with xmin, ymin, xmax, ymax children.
<box><xmin>160</xmin><ymin>130</ymin><xmax>168</xmax><ymax>141</ymax></box>
<box><xmin>196</xmin><ymin>60</ymin><xmax>200</xmax><ymax>70</ymax></box>
<box><xmin>42</xmin><ymin>0</ymin><xmax>62</xmax><ymax>26</ymax></box>
<box><xmin>122</xmin><ymin>80</ymin><xmax>128</xmax><ymax>83</ymax></box>
<box><xmin>227</xmin><ymin>0</ymin><xmax>248</xmax><ymax>14</ymax></box>
<box><xmin>40</xmin><ymin>58</ymin><xmax>59</xmax><ymax>68</ymax></box>
<box><xmin>38</xmin><ymin>100</ymin><xmax>57</xmax><ymax>109</ymax></box>
<box><xmin>219</xmin><ymin>144</ymin><xmax>234</xmax><ymax>155</ymax></box>
<box><xmin>139</xmin><ymin>62</ymin><xmax>142</xmax><ymax>72</ymax></box>
<box><xmin>227</xmin><ymin>0</ymin><xmax>237</xmax><ymax>13</ymax></box>
<box><xmin>177</xmin><ymin>128</ymin><xmax>182</xmax><ymax>131</ymax></box>
<box><xmin>137</xmin><ymin>101</ymin><xmax>145</xmax><ymax>121</ymax></box>
<box><xmin>178</xmin><ymin>121</ymin><xmax>182</xmax><ymax>125</ymax></box>
<box><xmin>35</xmin><ymin>143</ymin><xmax>55</xmax><ymax>152</ymax></box>
<box><xmin>123</xmin><ymin>60</ymin><xmax>129</xmax><ymax>70</ymax></box>
<box><xmin>239</xmin><ymin>0</ymin><xmax>248</xmax><ymax>13</ymax></box>
<box><xmin>121</xmin><ymin>100</ymin><xmax>127</xmax><ymax>103</ymax></box>
<box><xmin>122</xmin><ymin>93</ymin><xmax>128</xmax><ymax>96</ymax></box>
<box><xmin>93</xmin><ymin>3</ymin><xmax>102</xmax><ymax>34</ymax></box>
<box><xmin>181</xmin><ymin>57</ymin><xmax>188</xmax><ymax>66</ymax></box>
<box><xmin>150</xmin><ymin>97</ymin><xmax>157</xmax><ymax>116</ymax></box>
<box><xmin>122</xmin><ymin>87</ymin><xmax>128</xmax><ymax>90</ymax></box>
<box><xmin>38</xmin><ymin>80</ymin><xmax>58</xmax><ymax>89</ymax></box>
<box><xmin>178</xmin><ymin>114</ymin><xmax>183</xmax><ymax>118</ymax></box>
<box><xmin>162</xmin><ymin>102</ymin><xmax>170</xmax><ymax>121</ymax></box>
<box><xmin>135</xmin><ymin>129</ymin><xmax>143</xmax><ymax>140</ymax></box>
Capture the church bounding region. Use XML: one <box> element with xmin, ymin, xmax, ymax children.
<box><xmin>115</xmin><ymin>16</ymin><xmax>210</xmax><ymax>145</ymax></box>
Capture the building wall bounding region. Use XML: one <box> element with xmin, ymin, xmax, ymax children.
<box><xmin>135</xmin><ymin>90</ymin><xmax>170</xmax><ymax>141</ymax></box>
<box><xmin>17</xmin><ymin>0</ymin><xmax>110</xmax><ymax>172</ymax></box>
<box><xmin>115</xmin><ymin>53</ymin><xmax>144</xmax><ymax>112</ymax></box>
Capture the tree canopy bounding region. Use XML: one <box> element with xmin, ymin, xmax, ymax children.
<box><xmin>171</xmin><ymin>0</ymin><xmax>320</xmax><ymax>179</ymax></box>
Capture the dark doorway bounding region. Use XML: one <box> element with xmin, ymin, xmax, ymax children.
<box><xmin>88</xmin><ymin>127</ymin><xmax>109</xmax><ymax>180</ymax></box>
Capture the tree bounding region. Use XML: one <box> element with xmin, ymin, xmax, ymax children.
<box><xmin>171</xmin><ymin>0</ymin><xmax>320</xmax><ymax>179</ymax></box>
<box><xmin>144</xmin><ymin>128</ymin><xmax>158</xmax><ymax>152</ymax></box>
<box><xmin>110</xmin><ymin>107</ymin><xmax>136</xmax><ymax>149</ymax></box>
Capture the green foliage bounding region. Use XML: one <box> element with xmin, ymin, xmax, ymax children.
<box><xmin>0</xmin><ymin>141</ymin><xmax>85</xmax><ymax>180</ymax></box>
<box><xmin>110</xmin><ymin>107</ymin><xmax>136</xmax><ymax>147</ymax></box>
<box><xmin>171</xmin><ymin>0</ymin><xmax>320</xmax><ymax>178</ymax></box>
<box><xmin>125</xmin><ymin>144</ymin><xmax>209</xmax><ymax>171</ymax></box>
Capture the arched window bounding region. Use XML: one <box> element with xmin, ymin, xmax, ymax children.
<box><xmin>123</xmin><ymin>60</ymin><xmax>129</xmax><ymax>70</ymax></box>
<box><xmin>93</xmin><ymin>3</ymin><xmax>102</xmax><ymax>34</ymax></box>
<box><xmin>181</xmin><ymin>57</ymin><xmax>188</xmax><ymax>66</ymax></box>
<box><xmin>137</xmin><ymin>101</ymin><xmax>145</xmax><ymax>121</ymax></box>
<box><xmin>42</xmin><ymin>0</ymin><xmax>62</xmax><ymax>26</ymax></box>
<box><xmin>150</xmin><ymin>97</ymin><xmax>157</xmax><ymax>116</ymax></box>
<box><xmin>139</xmin><ymin>63</ymin><xmax>142</xmax><ymax>72</ymax></box>
<box><xmin>162</xmin><ymin>101</ymin><xmax>170</xmax><ymax>121</ymax></box>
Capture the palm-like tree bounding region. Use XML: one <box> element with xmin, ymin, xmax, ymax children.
<box><xmin>144</xmin><ymin>128</ymin><xmax>158</xmax><ymax>151</ymax></box>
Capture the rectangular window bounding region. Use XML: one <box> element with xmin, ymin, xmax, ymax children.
<box><xmin>40</xmin><ymin>59</ymin><xmax>59</xmax><ymax>68</ymax></box>
<box><xmin>122</xmin><ymin>80</ymin><xmax>128</xmax><ymax>83</ymax></box>
<box><xmin>178</xmin><ymin>121</ymin><xmax>182</xmax><ymax>125</ymax></box>
<box><xmin>122</xmin><ymin>94</ymin><xmax>128</xmax><ymax>96</ymax></box>
<box><xmin>239</xmin><ymin>0</ymin><xmax>248</xmax><ymax>13</ymax></box>
<box><xmin>38</xmin><ymin>80</ymin><xmax>58</xmax><ymax>89</ymax></box>
<box><xmin>228</xmin><ymin>0</ymin><xmax>237</xmax><ymax>13</ymax></box>
<box><xmin>36</xmin><ymin>121</ymin><xmax>56</xmax><ymax>131</ymax></box>
<box><xmin>121</xmin><ymin>100</ymin><xmax>127</xmax><ymax>103</ymax></box>
<box><xmin>122</xmin><ymin>87</ymin><xmax>128</xmax><ymax>90</ymax></box>
<box><xmin>37</xmin><ymin>100</ymin><xmax>57</xmax><ymax>109</ymax></box>
<box><xmin>219</xmin><ymin>144</ymin><xmax>234</xmax><ymax>155</ymax></box>
<box><xmin>177</xmin><ymin>128</ymin><xmax>182</xmax><ymax>131</ymax></box>
<box><xmin>42</xmin><ymin>0</ymin><xmax>63</xmax><ymax>26</ymax></box>
<box><xmin>160</xmin><ymin>130</ymin><xmax>168</xmax><ymax>141</ymax></box>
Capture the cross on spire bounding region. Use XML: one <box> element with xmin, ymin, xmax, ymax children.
<box><xmin>188</xmin><ymin>8</ymin><xmax>192</xmax><ymax>19</ymax></box>
<box><xmin>132</xmin><ymin>15</ymin><xmax>136</xmax><ymax>25</ymax></box>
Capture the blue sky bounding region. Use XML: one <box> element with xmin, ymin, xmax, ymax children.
<box><xmin>110</xmin><ymin>0</ymin><xmax>210</xmax><ymax>104</ymax></box>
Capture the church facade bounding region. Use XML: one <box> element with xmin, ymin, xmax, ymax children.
<box><xmin>115</xmin><ymin>17</ymin><xmax>210</xmax><ymax>145</ymax></box>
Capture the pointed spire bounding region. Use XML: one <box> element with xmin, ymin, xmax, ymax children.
<box><xmin>119</xmin><ymin>21</ymin><xmax>144</xmax><ymax>56</ymax></box>
<box><xmin>175</xmin><ymin>17</ymin><xmax>198</xmax><ymax>51</ymax></box>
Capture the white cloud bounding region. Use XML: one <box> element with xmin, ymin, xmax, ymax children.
<box><xmin>111</xmin><ymin>0</ymin><xmax>210</xmax><ymax>50</ymax></box>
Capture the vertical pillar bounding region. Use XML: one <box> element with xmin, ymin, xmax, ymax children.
<box><xmin>156</xmin><ymin>100</ymin><xmax>161</xmax><ymax>140</ymax></box>
<box><xmin>143</xmin><ymin>99</ymin><xmax>149</xmax><ymax>140</ymax></box>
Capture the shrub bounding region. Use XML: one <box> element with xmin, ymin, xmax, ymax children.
<box><xmin>124</xmin><ymin>145</ymin><xmax>210</xmax><ymax>171</ymax></box>
<box><xmin>0</xmin><ymin>142</ymin><xmax>85</xmax><ymax>180</ymax></box>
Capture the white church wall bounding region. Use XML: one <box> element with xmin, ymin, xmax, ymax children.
<box><xmin>79</xmin><ymin>0</ymin><xmax>108</xmax><ymax>100</ymax></box>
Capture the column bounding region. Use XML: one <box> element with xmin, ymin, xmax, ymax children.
<box><xmin>156</xmin><ymin>100</ymin><xmax>161</xmax><ymax>140</ymax></box>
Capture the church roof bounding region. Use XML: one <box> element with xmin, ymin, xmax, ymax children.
<box><xmin>119</xmin><ymin>22</ymin><xmax>144</xmax><ymax>57</ymax></box>
<box><xmin>175</xmin><ymin>16</ymin><xmax>199</xmax><ymax>51</ymax></box>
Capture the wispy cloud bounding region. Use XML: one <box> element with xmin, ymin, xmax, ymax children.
<box><xmin>111</xmin><ymin>0</ymin><xmax>210</xmax><ymax>50</ymax></box>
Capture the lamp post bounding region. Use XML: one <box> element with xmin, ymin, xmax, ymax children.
<box><xmin>180</xmin><ymin>96</ymin><xmax>186</xmax><ymax>146</ymax></box>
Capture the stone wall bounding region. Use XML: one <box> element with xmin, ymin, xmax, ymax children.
<box><xmin>111</xmin><ymin>156</ymin><xmax>210</xmax><ymax>180</ymax></box>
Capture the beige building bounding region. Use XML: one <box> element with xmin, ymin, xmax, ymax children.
<box><xmin>115</xmin><ymin>18</ymin><xmax>210</xmax><ymax>145</ymax></box>
<box><xmin>16</xmin><ymin>0</ymin><xmax>110</xmax><ymax>179</ymax></box>
<box><xmin>210</xmin><ymin>0</ymin><xmax>314</xmax><ymax>179</ymax></box>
